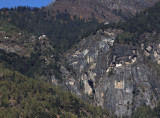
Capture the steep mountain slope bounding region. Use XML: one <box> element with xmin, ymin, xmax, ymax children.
<box><xmin>65</xmin><ymin>27</ymin><xmax>160</xmax><ymax>117</ymax></box>
<box><xmin>0</xmin><ymin>21</ymin><xmax>112</xmax><ymax>118</ymax></box>
<box><xmin>63</xmin><ymin>2</ymin><xmax>160</xmax><ymax>117</ymax></box>
<box><xmin>47</xmin><ymin>0</ymin><xmax>160</xmax><ymax>22</ymax></box>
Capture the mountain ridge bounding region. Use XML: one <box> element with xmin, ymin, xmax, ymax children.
<box><xmin>47</xmin><ymin>0</ymin><xmax>160</xmax><ymax>22</ymax></box>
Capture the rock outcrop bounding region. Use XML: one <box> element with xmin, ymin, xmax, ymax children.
<box><xmin>64</xmin><ymin>29</ymin><xmax>160</xmax><ymax>117</ymax></box>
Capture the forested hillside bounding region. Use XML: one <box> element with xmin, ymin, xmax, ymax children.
<box><xmin>0</xmin><ymin>21</ymin><xmax>63</xmax><ymax>81</ymax></box>
<box><xmin>0</xmin><ymin>7</ymin><xmax>102</xmax><ymax>51</ymax></box>
<box><xmin>103</xmin><ymin>2</ymin><xmax>160</xmax><ymax>45</ymax></box>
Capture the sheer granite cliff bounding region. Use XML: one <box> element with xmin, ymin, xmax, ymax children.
<box><xmin>63</xmin><ymin>29</ymin><xmax>160</xmax><ymax>117</ymax></box>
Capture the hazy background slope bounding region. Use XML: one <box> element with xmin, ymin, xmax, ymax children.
<box><xmin>47</xmin><ymin>0</ymin><xmax>160</xmax><ymax>22</ymax></box>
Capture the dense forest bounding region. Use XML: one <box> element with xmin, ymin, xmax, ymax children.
<box><xmin>0</xmin><ymin>7</ymin><xmax>102</xmax><ymax>52</ymax></box>
<box><xmin>131</xmin><ymin>104</ymin><xmax>160</xmax><ymax>118</ymax></box>
<box><xmin>117</xmin><ymin>2</ymin><xmax>160</xmax><ymax>34</ymax></box>
<box><xmin>99</xmin><ymin>2</ymin><xmax>160</xmax><ymax>45</ymax></box>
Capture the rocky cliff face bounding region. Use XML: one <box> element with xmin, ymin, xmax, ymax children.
<box><xmin>63</xmin><ymin>29</ymin><xmax>160</xmax><ymax>117</ymax></box>
<box><xmin>2</xmin><ymin>23</ymin><xmax>160</xmax><ymax>117</ymax></box>
<box><xmin>47</xmin><ymin>0</ymin><xmax>160</xmax><ymax>22</ymax></box>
